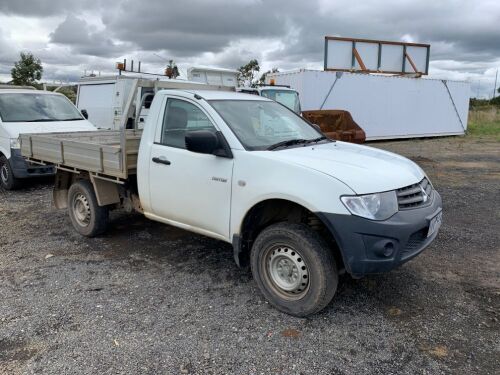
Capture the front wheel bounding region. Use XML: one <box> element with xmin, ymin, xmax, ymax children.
<box><xmin>68</xmin><ymin>179</ymin><xmax>109</xmax><ymax>237</ymax></box>
<box><xmin>251</xmin><ymin>222</ymin><xmax>338</xmax><ymax>317</ymax></box>
<box><xmin>0</xmin><ymin>156</ymin><xmax>21</xmax><ymax>190</ymax></box>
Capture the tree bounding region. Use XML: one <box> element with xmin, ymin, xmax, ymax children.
<box><xmin>238</xmin><ymin>59</ymin><xmax>260</xmax><ymax>86</ymax></box>
<box><xmin>259</xmin><ymin>67</ymin><xmax>279</xmax><ymax>84</ymax></box>
<box><xmin>54</xmin><ymin>86</ymin><xmax>77</xmax><ymax>104</ymax></box>
<box><xmin>11</xmin><ymin>52</ymin><xmax>43</xmax><ymax>86</ymax></box>
<box><xmin>490</xmin><ymin>95</ymin><xmax>500</xmax><ymax>106</ymax></box>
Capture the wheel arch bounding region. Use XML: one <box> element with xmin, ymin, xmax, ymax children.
<box><xmin>233</xmin><ymin>198</ymin><xmax>346</xmax><ymax>272</ymax></box>
<box><xmin>0</xmin><ymin>146</ymin><xmax>9</xmax><ymax>159</ymax></box>
<box><xmin>53</xmin><ymin>171</ymin><xmax>120</xmax><ymax>209</ymax></box>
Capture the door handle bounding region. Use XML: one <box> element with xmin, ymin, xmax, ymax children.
<box><xmin>152</xmin><ymin>156</ymin><xmax>171</xmax><ymax>165</ymax></box>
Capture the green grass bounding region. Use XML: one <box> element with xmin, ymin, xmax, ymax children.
<box><xmin>467</xmin><ymin>107</ymin><xmax>500</xmax><ymax>141</ymax></box>
<box><xmin>467</xmin><ymin>120</ymin><xmax>500</xmax><ymax>141</ymax></box>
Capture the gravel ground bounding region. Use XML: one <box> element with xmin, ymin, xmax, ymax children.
<box><xmin>0</xmin><ymin>136</ymin><xmax>499</xmax><ymax>375</ymax></box>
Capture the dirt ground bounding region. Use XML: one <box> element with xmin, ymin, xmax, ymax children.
<box><xmin>0</xmin><ymin>136</ymin><xmax>499</xmax><ymax>375</ymax></box>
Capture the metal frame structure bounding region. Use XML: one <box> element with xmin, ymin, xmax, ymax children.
<box><xmin>324</xmin><ymin>36</ymin><xmax>430</xmax><ymax>76</ymax></box>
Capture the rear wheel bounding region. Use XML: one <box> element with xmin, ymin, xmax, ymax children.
<box><xmin>68</xmin><ymin>180</ymin><xmax>109</xmax><ymax>237</ymax></box>
<box><xmin>251</xmin><ymin>222</ymin><xmax>338</xmax><ymax>317</ymax></box>
<box><xmin>0</xmin><ymin>156</ymin><xmax>21</xmax><ymax>190</ymax></box>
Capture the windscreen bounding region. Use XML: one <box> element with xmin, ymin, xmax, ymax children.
<box><xmin>209</xmin><ymin>100</ymin><xmax>320</xmax><ymax>150</ymax></box>
<box><xmin>0</xmin><ymin>93</ymin><xmax>83</xmax><ymax>122</ymax></box>
<box><xmin>260</xmin><ymin>89</ymin><xmax>301</xmax><ymax>114</ymax></box>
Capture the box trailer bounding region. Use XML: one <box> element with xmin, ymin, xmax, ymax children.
<box><xmin>266</xmin><ymin>70</ymin><xmax>470</xmax><ymax>140</ymax></box>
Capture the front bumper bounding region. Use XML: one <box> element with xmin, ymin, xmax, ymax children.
<box><xmin>319</xmin><ymin>191</ymin><xmax>442</xmax><ymax>277</ymax></box>
<box><xmin>9</xmin><ymin>148</ymin><xmax>55</xmax><ymax>179</ymax></box>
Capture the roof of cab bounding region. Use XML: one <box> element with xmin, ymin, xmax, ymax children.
<box><xmin>157</xmin><ymin>89</ymin><xmax>271</xmax><ymax>101</ymax></box>
<box><xmin>0</xmin><ymin>89</ymin><xmax>65</xmax><ymax>95</ymax></box>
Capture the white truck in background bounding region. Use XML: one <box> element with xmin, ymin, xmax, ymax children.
<box><xmin>20</xmin><ymin>81</ymin><xmax>442</xmax><ymax>316</ymax></box>
<box><xmin>76</xmin><ymin>75</ymin><xmax>207</xmax><ymax>130</ymax></box>
<box><xmin>77</xmin><ymin>68</ymin><xmax>239</xmax><ymax>130</ymax></box>
<box><xmin>237</xmin><ymin>85</ymin><xmax>301</xmax><ymax>114</ymax></box>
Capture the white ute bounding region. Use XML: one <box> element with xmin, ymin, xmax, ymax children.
<box><xmin>0</xmin><ymin>89</ymin><xmax>96</xmax><ymax>189</ymax></box>
<box><xmin>20</xmin><ymin>88</ymin><xmax>442</xmax><ymax>316</ymax></box>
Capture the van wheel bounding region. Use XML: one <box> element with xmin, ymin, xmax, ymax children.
<box><xmin>0</xmin><ymin>156</ymin><xmax>21</xmax><ymax>190</ymax></box>
<box><xmin>68</xmin><ymin>180</ymin><xmax>109</xmax><ymax>237</ymax></box>
<box><xmin>251</xmin><ymin>223</ymin><xmax>338</xmax><ymax>317</ymax></box>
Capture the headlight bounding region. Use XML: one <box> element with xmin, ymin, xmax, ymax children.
<box><xmin>341</xmin><ymin>191</ymin><xmax>398</xmax><ymax>220</ymax></box>
<box><xmin>10</xmin><ymin>138</ymin><xmax>20</xmax><ymax>149</ymax></box>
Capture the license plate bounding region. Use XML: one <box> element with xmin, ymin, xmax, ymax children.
<box><xmin>427</xmin><ymin>211</ymin><xmax>443</xmax><ymax>238</ymax></box>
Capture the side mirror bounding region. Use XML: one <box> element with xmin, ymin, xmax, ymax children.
<box><xmin>185</xmin><ymin>130</ymin><xmax>220</xmax><ymax>155</ymax></box>
<box><xmin>81</xmin><ymin>109</ymin><xmax>89</xmax><ymax>119</ymax></box>
<box><xmin>185</xmin><ymin>130</ymin><xmax>232</xmax><ymax>158</ymax></box>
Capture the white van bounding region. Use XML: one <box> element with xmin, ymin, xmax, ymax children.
<box><xmin>0</xmin><ymin>89</ymin><xmax>97</xmax><ymax>189</ymax></box>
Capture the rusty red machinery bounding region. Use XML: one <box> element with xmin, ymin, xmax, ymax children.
<box><xmin>302</xmin><ymin>110</ymin><xmax>366</xmax><ymax>143</ymax></box>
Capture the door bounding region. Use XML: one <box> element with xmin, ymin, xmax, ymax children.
<box><xmin>148</xmin><ymin>97</ymin><xmax>234</xmax><ymax>239</ymax></box>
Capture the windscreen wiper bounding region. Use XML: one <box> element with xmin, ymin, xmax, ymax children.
<box><xmin>26</xmin><ymin>119</ymin><xmax>59</xmax><ymax>122</ymax></box>
<box><xmin>267</xmin><ymin>139</ymin><xmax>309</xmax><ymax>150</ymax></box>
<box><xmin>61</xmin><ymin>118</ymin><xmax>84</xmax><ymax>121</ymax></box>
<box><xmin>304</xmin><ymin>136</ymin><xmax>329</xmax><ymax>144</ymax></box>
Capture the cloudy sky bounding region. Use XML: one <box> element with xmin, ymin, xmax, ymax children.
<box><xmin>0</xmin><ymin>0</ymin><xmax>499</xmax><ymax>98</ymax></box>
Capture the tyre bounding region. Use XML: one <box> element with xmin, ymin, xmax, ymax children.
<box><xmin>251</xmin><ymin>222</ymin><xmax>338</xmax><ymax>317</ymax></box>
<box><xmin>0</xmin><ymin>155</ymin><xmax>21</xmax><ymax>190</ymax></box>
<box><xmin>67</xmin><ymin>179</ymin><xmax>109</xmax><ymax>237</ymax></box>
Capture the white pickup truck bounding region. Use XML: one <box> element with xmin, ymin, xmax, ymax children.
<box><xmin>20</xmin><ymin>88</ymin><xmax>442</xmax><ymax>316</ymax></box>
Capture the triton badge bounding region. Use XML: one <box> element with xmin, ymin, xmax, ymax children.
<box><xmin>212</xmin><ymin>177</ymin><xmax>227</xmax><ymax>183</ymax></box>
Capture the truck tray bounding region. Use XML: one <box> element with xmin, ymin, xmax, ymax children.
<box><xmin>20</xmin><ymin>130</ymin><xmax>142</xmax><ymax>180</ymax></box>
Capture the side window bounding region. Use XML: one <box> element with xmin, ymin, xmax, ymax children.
<box><xmin>160</xmin><ymin>99</ymin><xmax>216</xmax><ymax>149</ymax></box>
<box><xmin>141</xmin><ymin>87</ymin><xmax>155</xmax><ymax>109</ymax></box>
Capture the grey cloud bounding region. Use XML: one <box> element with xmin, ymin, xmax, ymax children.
<box><xmin>0</xmin><ymin>0</ymin><xmax>102</xmax><ymax>16</ymax></box>
<box><xmin>0</xmin><ymin>0</ymin><xmax>499</xmax><ymax>98</ymax></box>
<box><xmin>0</xmin><ymin>33</ymin><xmax>17</xmax><ymax>65</ymax></box>
<box><xmin>50</xmin><ymin>15</ymin><xmax>126</xmax><ymax>57</ymax></box>
<box><xmin>102</xmin><ymin>0</ymin><xmax>289</xmax><ymax>55</ymax></box>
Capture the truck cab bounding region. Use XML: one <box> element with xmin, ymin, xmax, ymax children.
<box><xmin>237</xmin><ymin>85</ymin><xmax>301</xmax><ymax>114</ymax></box>
<box><xmin>0</xmin><ymin>89</ymin><xmax>96</xmax><ymax>189</ymax></box>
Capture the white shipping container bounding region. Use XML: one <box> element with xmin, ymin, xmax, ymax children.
<box><xmin>267</xmin><ymin>70</ymin><xmax>470</xmax><ymax>140</ymax></box>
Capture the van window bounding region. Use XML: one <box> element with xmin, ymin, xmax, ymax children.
<box><xmin>0</xmin><ymin>93</ymin><xmax>83</xmax><ymax>122</ymax></box>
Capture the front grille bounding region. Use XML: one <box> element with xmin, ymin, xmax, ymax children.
<box><xmin>397</xmin><ymin>178</ymin><xmax>432</xmax><ymax>210</ymax></box>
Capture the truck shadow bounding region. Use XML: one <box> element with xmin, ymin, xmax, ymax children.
<box><xmin>89</xmin><ymin>210</ymin><xmax>429</xmax><ymax>315</ymax></box>
<box><xmin>95</xmin><ymin>210</ymin><xmax>249</xmax><ymax>285</ymax></box>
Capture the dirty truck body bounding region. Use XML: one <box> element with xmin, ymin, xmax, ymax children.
<box><xmin>20</xmin><ymin>87</ymin><xmax>442</xmax><ymax>316</ymax></box>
